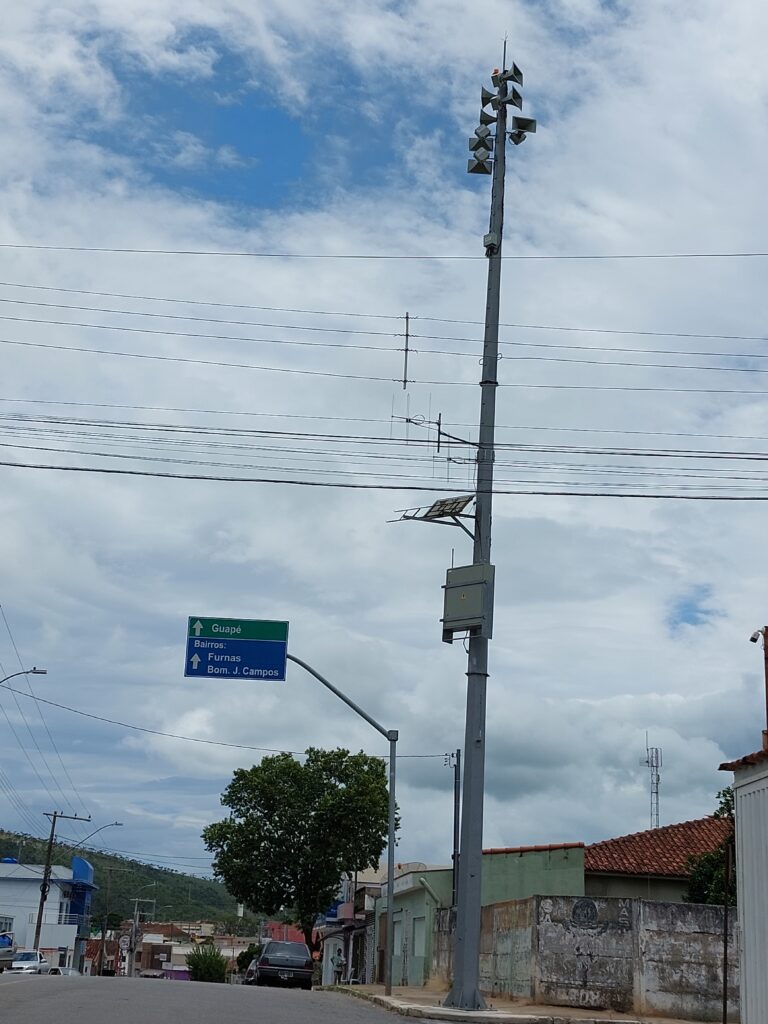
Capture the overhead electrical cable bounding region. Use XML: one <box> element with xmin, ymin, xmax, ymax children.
<box><xmin>0</xmin><ymin>660</ymin><xmax>66</xmax><ymax>811</ymax></box>
<box><xmin>0</xmin><ymin>683</ymin><xmax>448</xmax><ymax>759</ymax></box>
<box><xmin>5</xmin><ymin>304</ymin><xmax>768</xmax><ymax>366</ymax></box>
<box><xmin>5</xmin><ymin>457</ymin><xmax>768</xmax><ymax>498</ymax></box>
<box><xmin>0</xmin><ymin>605</ymin><xmax>89</xmax><ymax>821</ymax></box>
<box><xmin>3</xmin><ymin>241</ymin><xmax>768</xmax><ymax>260</ymax></box>
<box><xmin>3</xmin><ymin>279</ymin><xmax>768</xmax><ymax>348</ymax></box>
<box><xmin>9</xmin><ymin>333</ymin><xmax>768</xmax><ymax>391</ymax></box>
<box><xmin>7</xmin><ymin>397</ymin><xmax>768</xmax><ymax>447</ymax></box>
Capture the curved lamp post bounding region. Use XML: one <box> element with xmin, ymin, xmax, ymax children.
<box><xmin>0</xmin><ymin>667</ymin><xmax>47</xmax><ymax>685</ymax></box>
<box><xmin>68</xmin><ymin>821</ymin><xmax>123</xmax><ymax>853</ymax></box>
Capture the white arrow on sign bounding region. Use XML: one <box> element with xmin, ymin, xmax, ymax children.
<box><xmin>190</xmin><ymin>654</ymin><xmax>201</xmax><ymax>669</ymax></box>
<box><xmin>192</xmin><ymin>620</ymin><xmax>203</xmax><ymax>636</ymax></box>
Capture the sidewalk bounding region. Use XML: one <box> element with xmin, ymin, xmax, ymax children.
<box><xmin>319</xmin><ymin>983</ymin><xmax>714</xmax><ymax>1024</ymax></box>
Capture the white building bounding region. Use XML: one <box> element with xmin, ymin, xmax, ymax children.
<box><xmin>720</xmin><ymin>746</ymin><xmax>768</xmax><ymax>1024</ymax></box>
<box><xmin>0</xmin><ymin>856</ymin><xmax>95</xmax><ymax>968</ymax></box>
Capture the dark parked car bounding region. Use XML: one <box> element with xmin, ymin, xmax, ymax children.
<box><xmin>244</xmin><ymin>940</ymin><xmax>313</xmax><ymax>990</ymax></box>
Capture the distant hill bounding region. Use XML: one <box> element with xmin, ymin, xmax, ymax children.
<box><xmin>0</xmin><ymin>829</ymin><xmax>258</xmax><ymax>931</ymax></box>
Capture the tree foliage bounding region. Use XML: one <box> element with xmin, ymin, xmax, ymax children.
<box><xmin>683</xmin><ymin>788</ymin><xmax>736</xmax><ymax>906</ymax></box>
<box><xmin>186</xmin><ymin>944</ymin><xmax>228</xmax><ymax>983</ymax></box>
<box><xmin>202</xmin><ymin>747</ymin><xmax>394</xmax><ymax>949</ymax></box>
<box><xmin>236</xmin><ymin>942</ymin><xmax>262</xmax><ymax>973</ymax></box>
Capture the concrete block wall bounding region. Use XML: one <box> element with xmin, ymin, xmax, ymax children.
<box><xmin>433</xmin><ymin>894</ymin><xmax>739</xmax><ymax>1022</ymax></box>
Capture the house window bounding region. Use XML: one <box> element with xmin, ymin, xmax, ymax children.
<box><xmin>0</xmin><ymin>916</ymin><xmax>13</xmax><ymax>932</ymax></box>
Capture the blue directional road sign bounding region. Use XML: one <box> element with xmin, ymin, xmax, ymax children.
<box><xmin>185</xmin><ymin>616</ymin><xmax>289</xmax><ymax>681</ymax></box>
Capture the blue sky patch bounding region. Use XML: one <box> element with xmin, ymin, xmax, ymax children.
<box><xmin>667</xmin><ymin>584</ymin><xmax>718</xmax><ymax>633</ymax></box>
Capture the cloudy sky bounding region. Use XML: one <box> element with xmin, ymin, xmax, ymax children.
<box><xmin>1</xmin><ymin>0</ymin><xmax>767</xmax><ymax>885</ymax></box>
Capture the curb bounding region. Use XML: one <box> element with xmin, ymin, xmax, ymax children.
<box><xmin>317</xmin><ymin>986</ymin><xmax>652</xmax><ymax>1024</ymax></box>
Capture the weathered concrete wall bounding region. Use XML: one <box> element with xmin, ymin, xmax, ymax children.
<box><xmin>638</xmin><ymin>900</ymin><xmax>739</xmax><ymax>1022</ymax></box>
<box><xmin>479</xmin><ymin>899</ymin><xmax>534</xmax><ymax>999</ymax></box>
<box><xmin>535</xmin><ymin>895</ymin><xmax>635</xmax><ymax>1013</ymax></box>
<box><xmin>433</xmin><ymin>895</ymin><xmax>739</xmax><ymax>1022</ymax></box>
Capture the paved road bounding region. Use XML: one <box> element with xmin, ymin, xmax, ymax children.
<box><xmin>0</xmin><ymin>975</ymin><xmax>429</xmax><ymax>1024</ymax></box>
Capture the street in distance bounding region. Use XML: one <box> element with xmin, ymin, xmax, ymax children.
<box><xmin>184</xmin><ymin>616</ymin><xmax>289</xmax><ymax>681</ymax></box>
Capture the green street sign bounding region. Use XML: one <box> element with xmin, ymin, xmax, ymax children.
<box><xmin>187</xmin><ymin>617</ymin><xmax>288</xmax><ymax>642</ymax></box>
<box><xmin>185</xmin><ymin>617</ymin><xmax>289</xmax><ymax>680</ymax></box>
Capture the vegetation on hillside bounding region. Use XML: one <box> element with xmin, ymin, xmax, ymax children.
<box><xmin>0</xmin><ymin>829</ymin><xmax>259</xmax><ymax>930</ymax></box>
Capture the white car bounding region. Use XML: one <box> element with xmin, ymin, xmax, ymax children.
<box><xmin>9</xmin><ymin>950</ymin><xmax>50</xmax><ymax>974</ymax></box>
<box><xmin>49</xmin><ymin>966</ymin><xmax>81</xmax><ymax>976</ymax></box>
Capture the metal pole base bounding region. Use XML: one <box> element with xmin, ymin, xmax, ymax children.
<box><xmin>443</xmin><ymin>986</ymin><xmax>487</xmax><ymax>1011</ymax></box>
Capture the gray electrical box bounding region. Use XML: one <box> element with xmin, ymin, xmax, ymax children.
<box><xmin>441</xmin><ymin>563</ymin><xmax>495</xmax><ymax>643</ymax></box>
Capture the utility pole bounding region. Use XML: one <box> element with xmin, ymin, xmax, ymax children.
<box><xmin>33</xmin><ymin>810</ymin><xmax>91</xmax><ymax>950</ymax></box>
<box><xmin>443</xmin><ymin>59</ymin><xmax>536</xmax><ymax>1011</ymax></box>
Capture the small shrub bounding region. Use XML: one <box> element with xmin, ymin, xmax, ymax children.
<box><xmin>186</xmin><ymin>944</ymin><xmax>228</xmax><ymax>983</ymax></box>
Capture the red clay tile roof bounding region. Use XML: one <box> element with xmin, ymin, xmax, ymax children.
<box><xmin>720</xmin><ymin>749</ymin><xmax>768</xmax><ymax>771</ymax></box>
<box><xmin>483</xmin><ymin>843</ymin><xmax>584</xmax><ymax>856</ymax></box>
<box><xmin>585</xmin><ymin>816</ymin><xmax>732</xmax><ymax>878</ymax></box>
<box><xmin>85</xmin><ymin>938</ymin><xmax>117</xmax><ymax>961</ymax></box>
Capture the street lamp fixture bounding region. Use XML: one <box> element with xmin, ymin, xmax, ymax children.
<box><xmin>0</xmin><ymin>667</ymin><xmax>47</xmax><ymax>685</ymax></box>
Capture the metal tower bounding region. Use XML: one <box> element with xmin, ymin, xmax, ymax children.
<box><xmin>641</xmin><ymin>734</ymin><xmax>662</xmax><ymax>829</ymax></box>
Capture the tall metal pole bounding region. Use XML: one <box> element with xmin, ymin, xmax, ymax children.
<box><xmin>285</xmin><ymin>653</ymin><xmax>398</xmax><ymax>996</ymax></box>
<box><xmin>33</xmin><ymin>810</ymin><xmax>91</xmax><ymax>950</ymax></box>
<box><xmin>386</xmin><ymin>733</ymin><xmax>397</xmax><ymax>995</ymax></box>
<box><xmin>444</xmin><ymin>75</ymin><xmax>508</xmax><ymax>1012</ymax></box>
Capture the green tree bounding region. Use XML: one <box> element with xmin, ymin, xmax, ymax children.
<box><xmin>202</xmin><ymin>747</ymin><xmax>394</xmax><ymax>950</ymax></box>
<box><xmin>684</xmin><ymin>788</ymin><xmax>736</xmax><ymax>906</ymax></box>
<box><xmin>236</xmin><ymin>943</ymin><xmax>262</xmax><ymax>974</ymax></box>
<box><xmin>186</xmin><ymin>944</ymin><xmax>228</xmax><ymax>983</ymax></box>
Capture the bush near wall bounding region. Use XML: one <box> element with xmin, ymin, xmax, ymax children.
<box><xmin>186</xmin><ymin>945</ymin><xmax>228</xmax><ymax>983</ymax></box>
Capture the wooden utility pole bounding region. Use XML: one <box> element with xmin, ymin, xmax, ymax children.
<box><xmin>33</xmin><ymin>811</ymin><xmax>91</xmax><ymax>950</ymax></box>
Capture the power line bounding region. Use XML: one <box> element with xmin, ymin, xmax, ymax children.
<box><xmin>2</xmin><ymin>242</ymin><xmax>768</xmax><ymax>259</ymax></box>
<box><xmin>0</xmin><ymin>605</ymin><xmax>89</xmax><ymax>822</ymax></box>
<box><xmin>3</xmin><ymin>279</ymin><xmax>768</xmax><ymax>348</ymax></box>
<box><xmin>0</xmin><ymin>683</ymin><xmax>448</xmax><ymax>759</ymax></box>
<box><xmin>8</xmin><ymin>396</ymin><xmax>768</xmax><ymax>447</ymax></box>
<box><xmin>0</xmin><ymin>663</ymin><xmax>64</xmax><ymax>812</ymax></box>
<box><xmin>10</xmin><ymin>332</ymin><xmax>768</xmax><ymax>392</ymax></box>
<box><xmin>0</xmin><ymin>279</ymin><xmax>403</xmax><ymax>319</ymax></box>
<box><xmin>5</xmin><ymin>456</ymin><xmax>768</xmax><ymax>497</ymax></box>
<box><xmin>7</xmin><ymin>306</ymin><xmax>768</xmax><ymax>369</ymax></box>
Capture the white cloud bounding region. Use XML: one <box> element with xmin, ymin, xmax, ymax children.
<box><xmin>0</xmin><ymin>0</ymin><xmax>765</xmax><ymax>880</ymax></box>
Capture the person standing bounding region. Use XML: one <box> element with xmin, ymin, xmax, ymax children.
<box><xmin>331</xmin><ymin>948</ymin><xmax>346</xmax><ymax>985</ymax></box>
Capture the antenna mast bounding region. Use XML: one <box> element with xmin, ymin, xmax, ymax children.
<box><xmin>641</xmin><ymin>733</ymin><xmax>662</xmax><ymax>829</ymax></box>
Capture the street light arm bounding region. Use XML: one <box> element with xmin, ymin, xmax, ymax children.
<box><xmin>286</xmin><ymin>653</ymin><xmax>392</xmax><ymax>741</ymax></box>
<box><xmin>0</xmin><ymin>668</ymin><xmax>47</xmax><ymax>686</ymax></box>
<box><xmin>67</xmin><ymin>821</ymin><xmax>123</xmax><ymax>853</ymax></box>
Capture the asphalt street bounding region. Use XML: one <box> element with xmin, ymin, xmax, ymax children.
<box><xmin>0</xmin><ymin>975</ymin><xmax>431</xmax><ymax>1024</ymax></box>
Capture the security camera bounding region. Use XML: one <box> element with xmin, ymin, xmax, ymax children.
<box><xmin>750</xmin><ymin>629</ymin><xmax>763</xmax><ymax>643</ymax></box>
